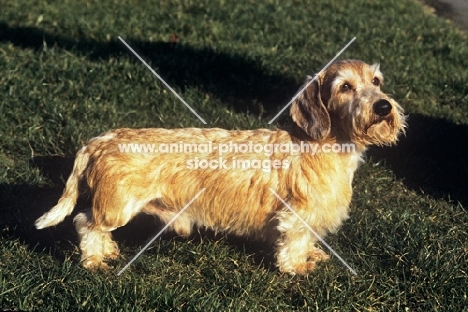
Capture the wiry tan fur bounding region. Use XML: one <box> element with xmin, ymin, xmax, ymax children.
<box><xmin>35</xmin><ymin>60</ymin><xmax>406</xmax><ymax>274</ymax></box>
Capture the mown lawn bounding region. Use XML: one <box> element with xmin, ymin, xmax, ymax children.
<box><xmin>1</xmin><ymin>0</ymin><xmax>468</xmax><ymax>310</ymax></box>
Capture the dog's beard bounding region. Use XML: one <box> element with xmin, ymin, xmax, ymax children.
<box><xmin>364</xmin><ymin>116</ymin><xmax>402</xmax><ymax>146</ymax></box>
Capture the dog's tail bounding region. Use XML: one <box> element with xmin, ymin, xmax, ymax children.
<box><xmin>35</xmin><ymin>147</ymin><xmax>89</xmax><ymax>229</ymax></box>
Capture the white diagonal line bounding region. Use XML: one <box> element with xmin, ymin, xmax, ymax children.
<box><xmin>118</xmin><ymin>36</ymin><xmax>207</xmax><ymax>124</ymax></box>
<box><xmin>117</xmin><ymin>188</ymin><xmax>206</xmax><ymax>276</ymax></box>
<box><xmin>268</xmin><ymin>37</ymin><xmax>356</xmax><ymax>124</ymax></box>
<box><xmin>268</xmin><ymin>188</ymin><xmax>357</xmax><ymax>275</ymax></box>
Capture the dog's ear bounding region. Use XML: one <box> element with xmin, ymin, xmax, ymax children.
<box><xmin>290</xmin><ymin>77</ymin><xmax>331</xmax><ymax>140</ymax></box>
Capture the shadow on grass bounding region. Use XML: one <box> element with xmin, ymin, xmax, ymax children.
<box><xmin>368</xmin><ymin>113</ymin><xmax>468</xmax><ymax>207</ymax></box>
<box><xmin>0</xmin><ymin>22</ymin><xmax>298</xmax><ymax>119</ymax></box>
<box><xmin>422</xmin><ymin>0</ymin><xmax>468</xmax><ymax>32</ymax></box>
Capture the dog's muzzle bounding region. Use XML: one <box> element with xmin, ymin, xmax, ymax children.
<box><xmin>373</xmin><ymin>99</ymin><xmax>392</xmax><ymax>117</ymax></box>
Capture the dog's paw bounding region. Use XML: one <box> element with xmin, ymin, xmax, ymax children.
<box><xmin>307</xmin><ymin>248</ymin><xmax>330</xmax><ymax>262</ymax></box>
<box><xmin>82</xmin><ymin>256</ymin><xmax>110</xmax><ymax>271</ymax></box>
<box><xmin>278</xmin><ymin>248</ymin><xmax>330</xmax><ymax>275</ymax></box>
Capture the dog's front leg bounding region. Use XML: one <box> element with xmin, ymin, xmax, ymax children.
<box><xmin>275</xmin><ymin>210</ymin><xmax>329</xmax><ymax>275</ymax></box>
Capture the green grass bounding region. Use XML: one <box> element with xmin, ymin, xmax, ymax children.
<box><xmin>1</xmin><ymin>0</ymin><xmax>468</xmax><ymax>310</ymax></box>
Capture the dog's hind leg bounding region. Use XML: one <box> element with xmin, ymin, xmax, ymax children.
<box><xmin>73</xmin><ymin>210</ymin><xmax>120</xmax><ymax>270</ymax></box>
<box><xmin>73</xmin><ymin>195</ymin><xmax>149</xmax><ymax>270</ymax></box>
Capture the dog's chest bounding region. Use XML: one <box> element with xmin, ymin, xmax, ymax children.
<box><xmin>290</xmin><ymin>151</ymin><xmax>363</xmax><ymax>207</ymax></box>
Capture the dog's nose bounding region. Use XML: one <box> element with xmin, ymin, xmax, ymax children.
<box><xmin>373</xmin><ymin>99</ymin><xmax>392</xmax><ymax>116</ymax></box>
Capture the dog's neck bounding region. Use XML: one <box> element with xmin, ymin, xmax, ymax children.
<box><xmin>284</xmin><ymin>122</ymin><xmax>367</xmax><ymax>154</ymax></box>
<box><xmin>329</xmin><ymin>115</ymin><xmax>368</xmax><ymax>153</ymax></box>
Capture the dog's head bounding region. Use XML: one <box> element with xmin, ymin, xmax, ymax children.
<box><xmin>291</xmin><ymin>59</ymin><xmax>406</xmax><ymax>148</ymax></box>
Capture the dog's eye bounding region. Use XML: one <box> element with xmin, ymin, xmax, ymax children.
<box><xmin>372</xmin><ymin>77</ymin><xmax>381</xmax><ymax>86</ymax></box>
<box><xmin>340</xmin><ymin>83</ymin><xmax>352</xmax><ymax>92</ymax></box>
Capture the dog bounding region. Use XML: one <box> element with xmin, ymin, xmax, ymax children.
<box><xmin>35</xmin><ymin>59</ymin><xmax>406</xmax><ymax>274</ymax></box>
